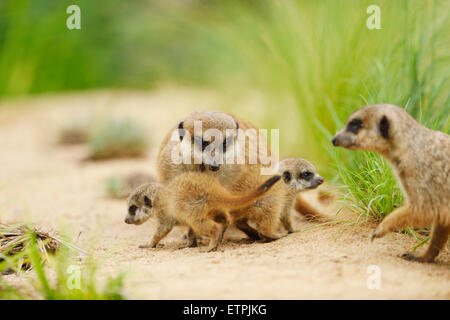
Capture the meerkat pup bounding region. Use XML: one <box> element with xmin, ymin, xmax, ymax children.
<box><xmin>232</xmin><ymin>158</ymin><xmax>324</xmax><ymax>239</ymax></box>
<box><xmin>124</xmin><ymin>172</ymin><xmax>281</xmax><ymax>252</ymax></box>
<box><xmin>332</xmin><ymin>104</ymin><xmax>450</xmax><ymax>262</ymax></box>
<box><xmin>157</xmin><ymin>110</ymin><xmax>325</xmax><ymax>239</ymax></box>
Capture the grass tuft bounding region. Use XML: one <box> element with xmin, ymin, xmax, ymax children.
<box><xmin>87</xmin><ymin>118</ymin><xmax>149</xmax><ymax>161</ymax></box>
<box><xmin>0</xmin><ymin>226</ymin><xmax>126</xmax><ymax>300</ymax></box>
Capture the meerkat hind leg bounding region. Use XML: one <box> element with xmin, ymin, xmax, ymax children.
<box><xmin>235</xmin><ymin>218</ymin><xmax>262</xmax><ymax>240</ymax></box>
<box><xmin>195</xmin><ymin>212</ymin><xmax>229</xmax><ymax>252</ymax></box>
<box><xmin>402</xmin><ymin>223</ymin><xmax>450</xmax><ymax>263</ymax></box>
<box><xmin>178</xmin><ymin>228</ymin><xmax>198</xmax><ymax>249</ymax></box>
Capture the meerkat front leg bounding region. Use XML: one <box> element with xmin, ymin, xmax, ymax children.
<box><xmin>139</xmin><ymin>220</ymin><xmax>174</xmax><ymax>249</ymax></box>
<box><xmin>206</xmin><ymin>222</ymin><xmax>228</xmax><ymax>252</ymax></box>
<box><xmin>402</xmin><ymin>223</ymin><xmax>450</xmax><ymax>263</ymax></box>
<box><xmin>280</xmin><ymin>212</ymin><xmax>296</xmax><ymax>234</ymax></box>
<box><xmin>372</xmin><ymin>205</ymin><xmax>424</xmax><ymax>240</ymax></box>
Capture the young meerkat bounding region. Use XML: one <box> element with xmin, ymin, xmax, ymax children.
<box><xmin>157</xmin><ymin>110</ymin><xmax>325</xmax><ymax>239</ymax></box>
<box><xmin>332</xmin><ymin>104</ymin><xmax>450</xmax><ymax>263</ymax></box>
<box><xmin>124</xmin><ymin>172</ymin><xmax>281</xmax><ymax>252</ymax></box>
<box><xmin>232</xmin><ymin>158</ymin><xmax>324</xmax><ymax>239</ymax></box>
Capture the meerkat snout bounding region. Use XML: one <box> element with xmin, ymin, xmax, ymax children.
<box><xmin>207</xmin><ymin>163</ymin><xmax>220</xmax><ymax>171</ymax></box>
<box><xmin>310</xmin><ymin>175</ymin><xmax>324</xmax><ymax>188</ymax></box>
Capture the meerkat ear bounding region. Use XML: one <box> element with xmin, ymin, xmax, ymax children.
<box><xmin>282</xmin><ymin>171</ymin><xmax>292</xmax><ymax>183</ymax></box>
<box><xmin>379</xmin><ymin>115</ymin><xmax>390</xmax><ymax>139</ymax></box>
<box><xmin>178</xmin><ymin>121</ymin><xmax>185</xmax><ymax>141</ymax></box>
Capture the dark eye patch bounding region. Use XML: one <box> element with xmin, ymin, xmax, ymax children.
<box><xmin>299</xmin><ymin>171</ymin><xmax>313</xmax><ymax>180</ymax></box>
<box><xmin>193</xmin><ymin>136</ymin><xmax>210</xmax><ymax>151</ymax></box>
<box><xmin>347</xmin><ymin>118</ymin><xmax>363</xmax><ymax>134</ymax></box>
<box><xmin>128</xmin><ymin>205</ymin><xmax>137</xmax><ymax>216</ymax></box>
<box><xmin>222</xmin><ymin>135</ymin><xmax>234</xmax><ymax>152</ymax></box>
<box><xmin>202</xmin><ymin>140</ymin><xmax>209</xmax><ymax>151</ymax></box>
<box><xmin>283</xmin><ymin>171</ymin><xmax>292</xmax><ymax>183</ymax></box>
<box><xmin>178</xmin><ymin>122</ymin><xmax>185</xmax><ymax>141</ymax></box>
<box><xmin>379</xmin><ymin>115</ymin><xmax>390</xmax><ymax>139</ymax></box>
<box><xmin>144</xmin><ymin>196</ymin><xmax>152</xmax><ymax>208</ymax></box>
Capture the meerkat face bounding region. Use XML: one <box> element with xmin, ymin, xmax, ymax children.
<box><xmin>177</xmin><ymin>111</ymin><xmax>239</xmax><ymax>171</ymax></box>
<box><xmin>124</xmin><ymin>183</ymin><xmax>161</xmax><ymax>225</ymax></box>
<box><xmin>332</xmin><ymin>105</ymin><xmax>396</xmax><ymax>154</ymax></box>
<box><xmin>279</xmin><ymin>158</ymin><xmax>324</xmax><ymax>191</ymax></box>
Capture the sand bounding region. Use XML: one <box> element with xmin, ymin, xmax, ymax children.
<box><xmin>0</xmin><ymin>88</ymin><xmax>448</xmax><ymax>299</ymax></box>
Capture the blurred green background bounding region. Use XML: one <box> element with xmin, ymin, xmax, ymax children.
<box><xmin>1</xmin><ymin>0</ymin><xmax>449</xmax><ymax>219</ymax></box>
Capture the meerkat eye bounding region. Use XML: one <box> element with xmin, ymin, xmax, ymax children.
<box><xmin>143</xmin><ymin>196</ymin><xmax>152</xmax><ymax>208</ymax></box>
<box><xmin>299</xmin><ymin>171</ymin><xmax>313</xmax><ymax>180</ymax></box>
<box><xmin>178</xmin><ymin>122</ymin><xmax>185</xmax><ymax>141</ymax></box>
<box><xmin>201</xmin><ymin>139</ymin><xmax>209</xmax><ymax>151</ymax></box>
<box><xmin>222</xmin><ymin>135</ymin><xmax>233</xmax><ymax>152</ymax></box>
<box><xmin>193</xmin><ymin>136</ymin><xmax>204</xmax><ymax>150</ymax></box>
<box><xmin>282</xmin><ymin>171</ymin><xmax>292</xmax><ymax>183</ymax></box>
<box><xmin>128</xmin><ymin>205</ymin><xmax>138</xmax><ymax>216</ymax></box>
<box><xmin>347</xmin><ymin>118</ymin><xmax>363</xmax><ymax>134</ymax></box>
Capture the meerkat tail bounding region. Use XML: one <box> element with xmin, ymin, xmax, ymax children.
<box><xmin>216</xmin><ymin>175</ymin><xmax>281</xmax><ymax>210</ymax></box>
<box><xmin>294</xmin><ymin>194</ymin><xmax>328</xmax><ymax>221</ymax></box>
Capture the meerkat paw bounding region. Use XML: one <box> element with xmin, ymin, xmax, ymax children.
<box><xmin>371</xmin><ymin>226</ymin><xmax>388</xmax><ymax>241</ymax></box>
<box><xmin>178</xmin><ymin>241</ymin><xmax>198</xmax><ymax>250</ymax></box>
<box><xmin>139</xmin><ymin>243</ymin><xmax>158</xmax><ymax>249</ymax></box>
<box><xmin>203</xmin><ymin>246</ymin><xmax>219</xmax><ymax>253</ymax></box>
<box><xmin>401</xmin><ymin>253</ymin><xmax>434</xmax><ymax>263</ymax></box>
<box><xmin>401</xmin><ymin>253</ymin><xmax>425</xmax><ymax>263</ymax></box>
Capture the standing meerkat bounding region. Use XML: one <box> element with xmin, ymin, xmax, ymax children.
<box><xmin>332</xmin><ymin>104</ymin><xmax>450</xmax><ymax>262</ymax></box>
<box><xmin>157</xmin><ymin>110</ymin><xmax>325</xmax><ymax>239</ymax></box>
<box><xmin>124</xmin><ymin>173</ymin><xmax>281</xmax><ymax>252</ymax></box>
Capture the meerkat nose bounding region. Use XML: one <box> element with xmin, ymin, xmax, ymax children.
<box><xmin>317</xmin><ymin>176</ymin><xmax>324</xmax><ymax>185</ymax></box>
<box><xmin>332</xmin><ymin>136</ymin><xmax>338</xmax><ymax>146</ymax></box>
<box><xmin>209</xmin><ymin>164</ymin><xmax>220</xmax><ymax>171</ymax></box>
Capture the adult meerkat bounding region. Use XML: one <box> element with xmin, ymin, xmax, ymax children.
<box><xmin>233</xmin><ymin>158</ymin><xmax>324</xmax><ymax>239</ymax></box>
<box><xmin>124</xmin><ymin>173</ymin><xmax>281</xmax><ymax>252</ymax></box>
<box><xmin>157</xmin><ymin>110</ymin><xmax>325</xmax><ymax>238</ymax></box>
<box><xmin>332</xmin><ymin>104</ymin><xmax>450</xmax><ymax>262</ymax></box>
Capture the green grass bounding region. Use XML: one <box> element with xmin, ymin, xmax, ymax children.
<box><xmin>0</xmin><ymin>228</ymin><xmax>126</xmax><ymax>300</ymax></box>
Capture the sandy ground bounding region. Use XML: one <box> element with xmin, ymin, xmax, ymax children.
<box><xmin>0</xmin><ymin>88</ymin><xmax>449</xmax><ymax>299</ymax></box>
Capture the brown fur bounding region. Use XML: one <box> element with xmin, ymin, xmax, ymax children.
<box><xmin>230</xmin><ymin>158</ymin><xmax>324</xmax><ymax>240</ymax></box>
<box><xmin>333</xmin><ymin>104</ymin><xmax>450</xmax><ymax>262</ymax></box>
<box><xmin>157</xmin><ymin>110</ymin><xmax>325</xmax><ymax>239</ymax></box>
<box><xmin>124</xmin><ymin>172</ymin><xmax>281</xmax><ymax>252</ymax></box>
